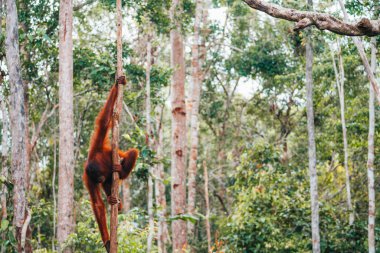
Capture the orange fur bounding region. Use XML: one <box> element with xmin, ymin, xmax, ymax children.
<box><xmin>83</xmin><ymin>77</ymin><xmax>138</xmax><ymax>252</ymax></box>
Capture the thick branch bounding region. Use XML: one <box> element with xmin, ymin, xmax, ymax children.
<box><xmin>242</xmin><ymin>0</ymin><xmax>380</xmax><ymax>36</ymax></box>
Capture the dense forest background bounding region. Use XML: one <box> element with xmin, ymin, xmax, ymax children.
<box><xmin>1</xmin><ymin>0</ymin><xmax>380</xmax><ymax>252</ymax></box>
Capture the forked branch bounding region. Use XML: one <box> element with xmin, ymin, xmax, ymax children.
<box><xmin>242</xmin><ymin>0</ymin><xmax>380</xmax><ymax>36</ymax></box>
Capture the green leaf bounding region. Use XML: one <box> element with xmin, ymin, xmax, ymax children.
<box><xmin>1</xmin><ymin>219</ymin><xmax>9</xmax><ymax>231</ymax></box>
<box><xmin>123</xmin><ymin>133</ymin><xmax>132</xmax><ymax>141</ymax></box>
<box><xmin>163</xmin><ymin>177</ymin><xmax>171</xmax><ymax>186</ymax></box>
<box><xmin>43</xmin><ymin>34</ymin><xmax>52</xmax><ymax>43</ymax></box>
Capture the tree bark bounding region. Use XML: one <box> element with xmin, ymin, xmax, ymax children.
<box><xmin>187</xmin><ymin>0</ymin><xmax>203</xmax><ymax>236</ymax></box>
<box><xmin>367</xmin><ymin>37</ymin><xmax>377</xmax><ymax>253</ymax></box>
<box><xmin>331</xmin><ymin>43</ymin><xmax>354</xmax><ymax>225</ymax></box>
<box><xmin>18</xmin><ymin>3</ymin><xmax>31</xmax><ymax>196</ymax></box>
<box><xmin>52</xmin><ymin>120</ymin><xmax>57</xmax><ymax>251</ymax></box>
<box><xmin>109</xmin><ymin>0</ymin><xmax>124</xmax><ymax>251</ymax></box>
<box><xmin>242</xmin><ymin>0</ymin><xmax>380</xmax><ymax>36</ymax></box>
<box><xmin>305</xmin><ymin>1</ymin><xmax>320</xmax><ymax>252</ymax></box>
<box><xmin>170</xmin><ymin>0</ymin><xmax>187</xmax><ymax>250</ymax></box>
<box><xmin>57</xmin><ymin>0</ymin><xmax>75</xmax><ymax>251</ymax></box>
<box><xmin>203</xmin><ymin>161</ymin><xmax>211</xmax><ymax>253</ymax></box>
<box><xmin>20</xmin><ymin>208</ymin><xmax>31</xmax><ymax>252</ymax></box>
<box><xmin>338</xmin><ymin>46</ymin><xmax>354</xmax><ymax>225</ymax></box>
<box><xmin>0</xmin><ymin>91</ymin><xmax>9</xmax><ymax>253</ymax></box>
<box><xmin>0</xmin><ymin>4</ymin><xmax>6</xmax><ymax>251</ymax></box>
<box><xmin>5</xmin><ymin>0</ymin><xmax>28</xmax><ymax>251</ymax></box>
<box><xmin>155</xmin><ymin>105</ymin><xmax>168</xmax><ymax>253</ymax></box>
<box><xmin>146</xmin><ymin>34</ymin><xmax>154</xmax><ymax>253</ymax></box>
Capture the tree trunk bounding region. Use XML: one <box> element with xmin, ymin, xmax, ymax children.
<box><xmin>0</xmin><ymin>8</ymin><xmax>7</xmax><ymax>250</ymax></box>
<box><xmin>203</xmin><ymin>161</ymin><xmax>211</xmax><ymax>253</ymax></box>
<box><xmin>155</xmin><ymin>106</ymin><xmax>168</xmax><ymax>253</ymax></box>
<box><xmin>18</xmin><ymin>3</ymin><xmax>31</xmax><ymax>195</ymax></box>
<box><xmin>5</xmin><ymin>0</ymin><xmax>28</xmax><ymax>251</ymax></box>
<box><xmin>305</xmin><ymin>1</ymin><xmax>320</xmax><ymax>252</ymax></box>
<box><xmin>146</xmin><ymin>34</ymin><xmax>154</xmax><ymax>253</ymax></box>
<box><xmin>57</xmin><ymin>0</ymin><xmax>75</xmax><ymax>251</ymax></box>
<box><xmin>109</xmin><ymin>0</ymin><xmax>124</xmax><ymax>251</ymax></box>
<box><xmin>52</xmin><ymin>122</ymin><xmax>57</xmax><ymax>251</ymax></box>
<box><xmin>18</xmin><ymin>14</ymin><xmax>37</xmax><ymax>248</ymax></box>
<box><xmin>367</xmin><ymin>37</ymin><xmax>377</xmax><ymax>253</ymax></box>
<box><xmin>187</xmin><ymin>0</ymin><xmax>202</xmax><ymax>237</ymax></box>
<box><xmin>331</xmin><ymin>43</ymin><xmax>354</xmax><ymax>225</ymax></box>
<box><xmin>338</xmin><ymin>46</ymin><xmax>354</xmax><ymax>225</ymax></box>
<box><xmin>170</xmin><ymin>0</ymin><xmax>187</xmax><ymax>250</ymax></box>
<box><xmin>0</xmin><ymin>91</ymin><xmax>9</xmax><ymax>253</ymax></box>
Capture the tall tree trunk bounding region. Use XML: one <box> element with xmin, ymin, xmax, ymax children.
<box><xmin>305</xmin><ymin>1</ymin><xmax>320</xmax><ymax>252</ymax></box>
<box><xmin>21</xmin><ymin>61</ymin><xmax>33</xmax><ymax>253</ymax></box>
<box><xmin>146</xmin><ymin>34</ymin><xmax>154</xmax><ymax>253</ymax></box>
<box><xmin>155</xmin><ymin>106</ymin><xmax>168</xmax><ymax>253</ymax></box>
<box><xmin>0</xmin><ymin>91</ymin><xmax>9</xmax><ymax>253</ymax></box>
<box><xmin>57</xmin><ymin>0</ymin><xmax>75</xmax><ymax>251</ymax></box>
<box><xmin>338</xmin><ymin>46</ymin><xmax>354</xmax><ymax>225</ymax></box>
<box><xmin>199</xmin><ymin>2</ymin><xmax>208</xmax><ymax>77</ymax></box>
<box><xmin>18</xmin><ymin>2</ymin><xmax>31</xmax><ymax>194</ymax></box>
<box><xmin>170</xmin><ymin>0</ymin><xmax>187</xmax><ymax>250</ymax></box>
<box><xmin>5</xmin><ymin>0</ymin><xmax>28</xmax><ymax>251</ymax></box>
<box><xmin>331</xmin><ymin>43</ymin><xmax>354</xmax><ymax>225</ymax></box>
<box><xmin>203</xmin><ymin>161</ymin><xmax>211</xmax><ymax>253</ymax></box>
<box><xmin>187</xmin><ymin>0</ymin><xmax>202</xmax><ymax>237</ymax></box>
<box><xmin>367</xmin><ymin>37</ymin><xmax>377</xmax><ymax>253</ymax></box>
<box><xmin>52</xmin><ymin>121</ymin><xmax>57</xmax><ymax>251</ymax></box>
<box><xmin>109</xmin><ymin>0</ymin><xmax>124</xmax><ymax>251</ymax></box>
<box><xmin>0</xmin><ymin>7</ymin><xmax>7</xmax><ymax>251</ymax></box>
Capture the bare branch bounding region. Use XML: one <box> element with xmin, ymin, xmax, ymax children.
<box><xmin>122</xmin><ymin>102</ymin><xmax>139</xmax><ymax>126</ymax></box>
<box><xmin>213</xmin><ymin>191</ymin><xmax>229</xmax><ymax>215</ymax></box>
<box><xmin>30</xmin><ymin>103</ymin><xmax>59</xmax><ymax>152</ymax></box>
<box><xmin>21</xmin><ymin>209</ymin><xmax>32</xmax><ymax>251</ymax></box>
<box><xmin>73</xmin><ymin>87</ymin><xmax>96</xmax><ymax>97</ymax></box>
<box><xmin>242</xmin><ymin>0</ymin><xmax>380</xmax><ymax>36</ymax></box>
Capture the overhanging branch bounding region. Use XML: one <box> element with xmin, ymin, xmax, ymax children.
<box><xmin>242</xmin><ymin>0</ymin><xmax>380</xmax><ymax>36</ymax></box>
